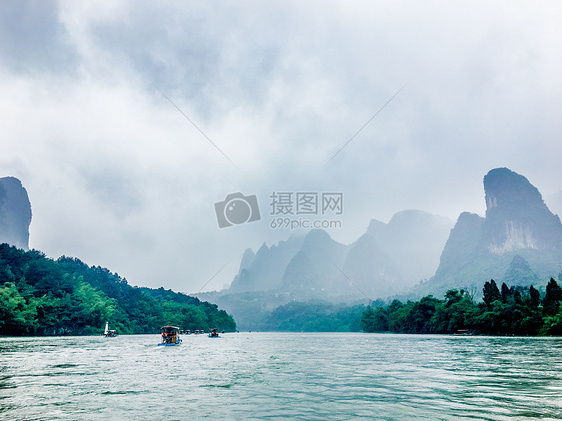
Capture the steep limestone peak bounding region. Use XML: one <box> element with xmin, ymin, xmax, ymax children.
<box><xmin>482</xmin><ymin>168</ymin><xmax>562</xmax><ymax>253</ymax></box>
<box><xmin>423</xmin><ymin>168</ymin><xmax>562</xmax><ymax>298</ymax></box>
<box><xmin>0</xmin><ymin>176</ymin><xmax>32</xmax><ymax>250</ymax></box>
<box><xmin>484</xmin><ymin>167</ymin><xmax>545</xmax><ymax>216</ymax></box>
<box><xmin>366</xmin><ymin>218</ymin><xmax>386</xmax><ymax>235</ymax></box>
<box><xmin>239</xmin><ymin>248</ymin><xmax>256</xmax><ymax>271</ymax></box>
<box><xmin>255</xmin><ymin>242</ymin><xmax>270</xmax><ymax>256</ymax></box>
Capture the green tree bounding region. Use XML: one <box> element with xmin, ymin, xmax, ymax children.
<box><xmin>387</xmin><ymin>297</ymin><xmax>439</xmax><ymax>334</ymax></box>
<box><xmin>406</xmin><ymin>295</ymin><xmax>441</xmax><ymax>333</ymax></box>
<box><xmin>388</xmin><ymin>300</ymin><xmax>413</xmax><ymax>332</ymax></box>
<box><xmin>540</xmin><ymin>304</ymin><xmax>562</xmax><ymax>335</ymax></box>
<box><xmin>360</xmin><ymin>306</ymin><xmax>389</xmax><ymax>332</ymax></box>
<box><xmin>72</xmin><ymin>280</ymin><xmax>117</xmax><ymax>334</ymax></box>
<box><xmin>542</xmin><ymin>278</ymin><xmax>562</xmax><ymax>317</ymax></box>
<box><xmin>529</xmin><ymin>285</ymin><xmax>540</xmax><ymax>309</ymax></box>
<box><xmin>0</xmin><ymin>282</ymin><xmax>37</xmax><ymax>334</ymax></box>
<box><xmin>483</xmin><ymin>280</ymin><xmax>501</xmax><ymax>307</ymax></box>
<box><xmin>501</xmin><ymin>282</ymin><xmax>512</xmax><ymax>303</ymax></box>
<box><xmin>432</xmin><ymin>289</ymin><xmax>477</xmax><ymax>333</ymax></box>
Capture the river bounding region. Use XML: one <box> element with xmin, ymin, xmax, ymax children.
<box><xmin>1</xmin><ymin>332</ymin><xmax>562</xmax><ymax>420</ymax></box>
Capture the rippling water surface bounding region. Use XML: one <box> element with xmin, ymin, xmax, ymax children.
<box><xmin>1</xmin><ymin>333</ymin><xmax>562</xmax><ymax>420</ymax></box>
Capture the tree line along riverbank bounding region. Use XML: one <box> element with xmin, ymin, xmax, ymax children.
<box><xmin>360</xmin><ymin>278</ymin><xmax>562</xmax><ymax>336</ymax></box>
<box><xmin>4</xmin><ymin>241</ymin><xmax>562</xmax><ymax>336</ymax></box>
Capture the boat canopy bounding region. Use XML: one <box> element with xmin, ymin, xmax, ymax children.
<box><xmin>161</xmin><ymin>325</ymin><xmax>180</xmax><ymax>333</ymax></box>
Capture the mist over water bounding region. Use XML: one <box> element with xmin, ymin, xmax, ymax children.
<box><xmin>2</xmin><ymin>333</ymin><xmax>562</xmax><ymax>420</ymax></box>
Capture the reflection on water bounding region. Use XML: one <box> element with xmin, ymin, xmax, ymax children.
<box><xmin>1</xmin><ymin>333</ymin><xmax>562</xmax><ymax>420</ymax></box>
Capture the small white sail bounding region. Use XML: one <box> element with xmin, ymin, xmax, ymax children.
<box><xmin>104</xmin><ymin>322</ymin><xmax>109</xmax><ymax>335</ymax></box>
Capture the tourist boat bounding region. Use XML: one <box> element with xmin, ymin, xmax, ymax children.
<box><xmin>158</xmin><ymin>325</ymin><xmax>182</xmax><ymax>346</ymax></box>
<box><xmin>208</xmin><ymin>328</ymin><xmax>220</xmax><ymax>338</ymax></box>
<box><xmin>103</xmin><ymin>322</ymin><xmax>118</xmax><ymax>337</ymax></box>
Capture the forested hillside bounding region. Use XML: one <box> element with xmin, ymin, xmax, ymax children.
<box><xmin>0</xmin><ymin>244</ymin><xmax>236</xmax><ymax>335</ymax></box>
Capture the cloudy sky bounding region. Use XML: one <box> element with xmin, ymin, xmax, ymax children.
<box><xmin>1</xmin><ymin>1</ymin><xmax>561</xmax><ymax>293</ymax></box>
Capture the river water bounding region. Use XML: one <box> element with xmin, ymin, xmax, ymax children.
<box><xmin>1</xmin><ymin>332</ymin><xmax>562</xmax><ymax>420</ymax></box>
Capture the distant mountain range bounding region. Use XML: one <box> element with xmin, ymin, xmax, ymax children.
<box><xmin>229</xmin><ymin>209</ymin><xmax>453</xmax><ymax>300</ymax></box>
<box><xmin>0</xmin><ymin>177</ymin><xmax>31</xmax><ymax>250</ymax></box>
<box><xmin>224</xmin><ymin>167</ymin><xmax>562</xmax><ymax>302</ymax></box>
<box><xmin>203</xmin><ymin>167</ymin><xmax>562</xmax><ymax>330</ymax></box>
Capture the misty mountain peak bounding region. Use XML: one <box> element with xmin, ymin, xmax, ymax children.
<box><xmin>389</xmin><ymin>209</ymin><xmax>438</xmax><ymax>226</ymax></box>
<box><xmin>228</xmin><ymin>208</ymin><xmax>452</xmax><ymax>299</ymax></box>
<box><xmin>302</xmin><ymin>229</ymin><xmax>333</xmax><ymax>249</ymax></box>
<box><xmin>483</xmin><ymin>168</ymin><xmax>562</xmax><ymax>253</ymax></box>
<box><xmin>256</xmin><ymin>242</ymin><xmax>270</xmax><ymax>256</ymax></box>
<box><xmin>239</xmin><ymin>248</ymin><xmax>256</xmax><ymax>271</ymax></box>
<box><xmin>424</xmin><ymin>168</ymin><xmax>562</xmax><ymax>298</ymax></box>
<box><xmin>0</xmin><ymin>176</ymin><xmax>32</xmax><ymax>250</ymax></box>
<box><xmin>366</xmin><ymin>219</ymin><xmax>386</xmax><ymax>236</ymax></box>
<box><xmin>484</xmin><ymin>167</ymin><xmax>545</xmax><ymax>217</ymax></box>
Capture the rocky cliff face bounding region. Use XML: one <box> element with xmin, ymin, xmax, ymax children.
<box><xmin>424</xmin><ymin>168</ymin><xmax>562</xmax><ymax>296</ymax></box>
<box><xmin>0</xmin><ymin>177</ymin><xmax>32</xmax><ymax>250</ymax></box>
<box><xmin>483</xmin><ymin>167</ymin><xmax>562</xmax><ymax>253</ymax></box>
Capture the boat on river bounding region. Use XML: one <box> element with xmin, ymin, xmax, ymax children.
<box><xmin>103</xmin><ymin>322</ymin><xmax>118</xmax><ymax>337</ymax></box>
<box><xmin>208</xmin><ymin>328</ymin><xmax>220</xmax><ymax>338</ymax></box>
<box><xmin>159</xmin><ymin>325</ymin><xmax>182</xmax><ymax>346</ymax></box>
